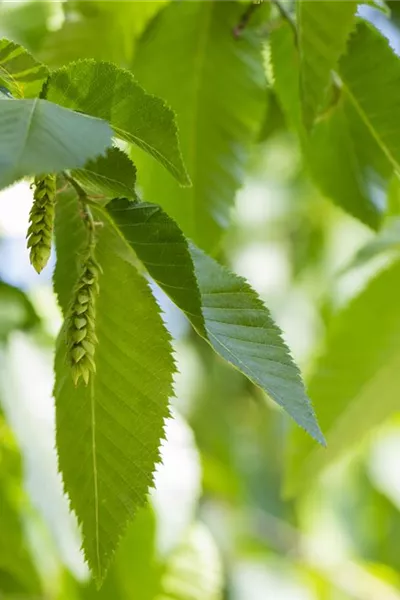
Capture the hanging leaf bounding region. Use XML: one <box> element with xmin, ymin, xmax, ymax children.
<box><xmin>0</xmin><ymin>38</ymin><xmax>49</xmax><ymax>98</ymax></box>
<box><xmin>132</xmin><ymin>1</ymin><xmax>266</xmax><ymax>250</ymax></box>
<box><xmin>0</xmin><ymin>98</ymin><xmax>112</xmax><ymax>190</ymax></box>
<box><xmin>106</xmin><ymin>198</ymin><xmax>324</xmax><ymax>444</ymax></box>
<box><xmin>339</xmin><ymin>21</ymin><xmax>400</xmax><ymax>174</ymax></box>
<box><xmin>54</xmin><ymin>195</ymin><xmax>175</xmax><ymax>581</ymax></box>
<box><xmin>297</xmin><ymin>0</ymin><xmax>357</xmax><ymax>128</ymax></box>
<box><xmin>45</xmin><ymin>60</ymin><xmax>189</xmax><ymax>185</ymax></box>
<box><xmin>285</xmin><ymin>260</ymin><xmax>400</xmax><ymax>496</ymax></box>
<box><xmin>270</xmin><ymin>22</ymin><xmax>382</xmax><ymax>229</ymax></box>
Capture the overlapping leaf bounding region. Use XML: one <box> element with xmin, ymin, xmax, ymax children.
<box><xmin>269</xmin><ymin>22</ymin><xmax>382</xmax><ymax>229</ymax></box>
<box><xmin>0</xmin><ymin>38</ymin><xmax>48</xmax><ymax>97</ymax></box>
<box><xmin>54</xmin><ymin>195</ymin><xmax>175</xmax><ymax>581</ymax></box>
<box><xmin>106</xmin><ymin>198</ymin><xmax>324</xmax><ymax>443</ymax></box>
<box><xmin>132</xmin><ymin>1</ymin><xmax>266</xmax><ymax>250</ymax></box>
<box><xmin>41</xmin><ymin>1</ymin><xmax>167</xmax><ymax>67</ymax></box>
<box><xmin>72</xmin><ymin>147</ymin><xmax>137</xmax><ymax>202</ymax></box>
<box><xmin>0</xmin><ymin>98</ymin><xmax>112</xmax><ymax>190</ymax></box>
<box><xmin>297</xmin><ymin>0</ymin><xmax>357</xmax><ymax>128</ymax></box>
<box><xmin>285</xmin><ymin>260</ymin><xmax>400</xmax><ymax>496</ymax></box>
<box><xmin>339</xmin><ymin>21</ymin><xmax>400</xmax><ymax>173</ymax></box>
<box><xmin>45</xmin><ymin>60</ymin><xmax>189</xmax><ymax>185</ymax></box>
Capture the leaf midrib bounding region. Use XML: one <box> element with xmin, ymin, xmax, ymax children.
<box><xmin>15</xmin><ymin>98</ymin><xmax>38</xmax><ymax>174</ymax></box>
<box><xmin>341</xmin><ymin>80</ymin><xmax>400</xmax><ymax>174</ymax></box>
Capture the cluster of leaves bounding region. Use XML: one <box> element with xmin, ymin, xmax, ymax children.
<box><xmin>1</xmin><ymin>0</ymin><xmax>400</xmax><ymax>589</ymax></box>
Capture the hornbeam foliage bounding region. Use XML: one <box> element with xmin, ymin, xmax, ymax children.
<box><xmin>1</xmin><ymin>0</ymin><xmax>399</xmax><ymax>588</ymax></box>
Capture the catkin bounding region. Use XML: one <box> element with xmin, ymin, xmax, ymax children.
<box><xmin>27</xmin><ymin>174</ymin><xmax>56</xmax><ymax>273</ymax></box>
<box><xmin>66</xmin><ymin>250</ymin><xmax>100</xmax><ymax>386</ymax></box>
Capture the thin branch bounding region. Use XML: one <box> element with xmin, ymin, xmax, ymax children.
<box><xmin>63</xmin><ymin>172</ymin><xmax>100</xmax><ymax>244</ymax></box>
<box><xmin>272</xmin><ymin>0</ymin><xmax>297</xmax><ymax>41</ymax></box>
<box><xmin>234</xmin><ymin>1</ymin><xmax>264</xmax><ymax>38</ymax></box>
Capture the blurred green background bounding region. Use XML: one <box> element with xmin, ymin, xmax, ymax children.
<box><xmin>2</xmin><ymin>1</ymin><xmax>400</xmax><ymax>599</ymax></box>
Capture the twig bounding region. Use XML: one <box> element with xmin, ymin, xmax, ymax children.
<box><xmin>272</xmin><ymin>0</ymin><xmax>297</xmax><ymax>41</ymax></box>
<box><xmin>63</xmin><ymin>172</ymin><xmax>100</xmax><ymax>242</ymax></box>
<box><xmin>234</xmin><ymin>1</ymin><xmax>263</xmax><ymax>38</ymax></box>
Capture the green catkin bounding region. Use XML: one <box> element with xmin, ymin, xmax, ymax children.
<box><xmin>66</xmin><ymin>248</ymin><xmax>100</xmax><ymax>386</ymax></box>
<box><xmin>27</xmin><ymin>174</ymin><xmax>56</xmax><ymax>273</ymax></box>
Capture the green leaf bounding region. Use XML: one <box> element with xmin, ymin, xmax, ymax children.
<box><xmin>71</xmin><ymin>147</ymin><xmax>137</xmax><ymax>202</ymax></box>
<box><xmin>0</xmin><ymin>38</ymin><xmax>49</xmax><ymax>98</ymax></box>
<box><xmin>270</xmin><ymin>22</ymin><xmax>382</xmax><ymax>229</ymax></box>
<box><xmin>106</xmin><ymin>198</ymin><xmax>324</xmax><ymax>444</ymax></box>
<box><xmin>189</xmin><ymin>244</ymin><xmax>324</xmax><ymax>445</ymax></box>
<box><xmin>0</xmin><ymin>98</ymin><xmax>112</xmax><ymax>190</ymax></box>
<box><xmin>45</xmin><ymin>60</ymin><xmax>189</xmax><ymax>186</ymax></box>
<box><xmin>307</xmin><ymin>98</ymin><xmax>382</xmax><ymax>229</ymax></box>
<box><xmin>54</xmin><ymin>195</ymin><xmax>175</xmax><ymax>581</ymax></box>
<box><xmin>41</xmin><ymin>1</ymin><xmax>167</xmax><ymax>67</ymax></box>
<box><xmin>339</xmin><ymin>20</ymin><xmax>400</xmax><ymax>173</ymax></box>
<box><xmin>297</xmin><ymin>0</ymin><xmax>357</xmax><ymax>128</ymax></box>
<box><xmin>132</xmin><ymin>1</ymin><xmax>266</xmax><ymax>250</ymax></box>
<box><xmin>285</xmin><ymin>261</ymin><xmax>400</xmax><ymax>496</ymax></box>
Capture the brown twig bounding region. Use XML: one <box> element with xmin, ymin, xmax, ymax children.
<box><xmin>233</xmin><ymin>1</ymin><xmax>264</xmax><ymax>38</ymax></box>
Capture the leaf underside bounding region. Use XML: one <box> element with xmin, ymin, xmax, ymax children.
<box><xmin>0</xmin><ymin>98</ymin><xmax>112</xmax><ymax>190</ymax></box>
<box><xmin>106</xmin><ymin>198</ymin><xmax>324</xmax><ymax>445</ymax></box>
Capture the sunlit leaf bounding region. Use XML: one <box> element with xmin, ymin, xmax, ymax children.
<box><xmin>0</xmin><ymin>38</ymin><xmax>48</xmax><ymax>98</ymax></box>
<box><xmin>54</xmin><ymin>195</ymin><xmax>175</xmax><ymax>581</ymax></box>
<box><xmin>45</xmin><ymin>60</ymin><xmax>189</xmax><ymax>185</ymax></box>
<box><xmin>297</xmin><ymin>0</ymin><xmax>357</xmax><ymax>128</ymax></box>
<box><xmin>339</xmin><ymin>21</ymin><xmax>400</xmax><ymax>174</ymax></box>
<box><xmin>132</xmin><ymin>1</ymin><xmax>266</xmax><ymax>250</ymax></box>
<box><xmin>270</xmin><ymin>21</ymin><xmax>382</xmax><ymax>229</ymax></box>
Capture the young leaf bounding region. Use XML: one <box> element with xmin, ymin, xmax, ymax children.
<box><xmin>0</xmin><ymin>38</ymin><xmax>49</xmax><ymax>98</ymax></box>
<box><xmin>297</xmin><ymin>0</ymin><xmax>357</xmax><ymax>128</ymax></box>
<box><xmin>132</xmin><ymin>1</ymin><xmax>266</xmax><ymax>250</ymax></box>
<box><xmin>54</xmin><ymin>196</ymin><xmax>175</xmax><ymax>581</ymax></box>
<box><xmin>71</xmin><ymin>147</ymin><xmax>137</xmax><ymax>202</ymax></box>
<box><xmin>339</xmin><ymin>21</ymin><xmax>400</xmax><ymax>173</ymax></box>
<box><xmin>285</xmin><ymin>261</ymin><xmax>400</xmax><ymax>496</ymax></box>
<box><xmin>106</xmin><ymin>199</ymin><xmax>324</xmax><ymax>444</ymax></box>
<box><xmin>270</xmin><ymin>22</ymin><xmax>382</xmax><ymax>229</ymax></box>
<box><xmin>45</xmin><ymin>60</ymin><xmax>189</xmax><ymax>186</ymax></box>
<box><xmin>0</xmin><ymin>98</ymin><xmax>112</xmax><ymax>190</ymax></box>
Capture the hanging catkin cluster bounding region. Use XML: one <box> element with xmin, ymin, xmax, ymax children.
<box><xmin>66</xmin><ymin>246</ymin><xmax>100</xmax><ymax>386</ymax></box>
<box><xmin>27</xmin><ymin>174</ymin><xmax>56</xmax><ymax>273</ymax></box>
